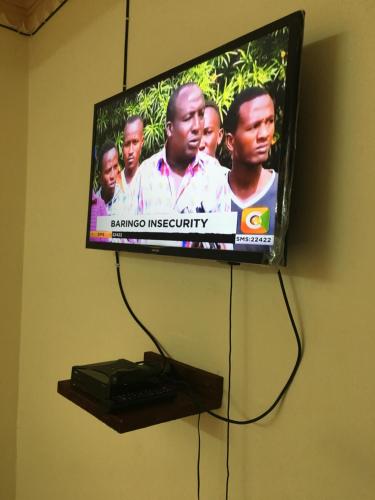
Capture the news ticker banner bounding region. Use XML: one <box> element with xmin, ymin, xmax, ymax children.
<box><xmin>98</xmin><ymin>212</ymin><xmax>236</xmax><ymax>233</ymax></box>
<box><xmin>90</xmin><ymin>209</ymin><xmax>275</xmax><ymax>246</ymax></box>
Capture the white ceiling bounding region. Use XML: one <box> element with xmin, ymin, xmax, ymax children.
<box><xmin>0</xmin><ymin>0</ymin><xmax>66</xmax><ymax>35</ymax></box>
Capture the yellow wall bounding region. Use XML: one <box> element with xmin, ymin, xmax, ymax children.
<box><xmin>0</xmin><ymin>28</ymin><xmax>27</xmax><ymax>500</ymax></box>
<box><xmin>14</xmin><ymin>0</ymin><xmax>375</xmax><ymax>499</ymax></box>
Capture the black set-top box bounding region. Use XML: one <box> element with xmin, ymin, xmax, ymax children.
<box><xmin>71</xmin><ymin>358</ymin><xmax>176</xmax><ymax>411</ymax></box>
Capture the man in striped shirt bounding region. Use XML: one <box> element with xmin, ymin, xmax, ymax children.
<box><xmin>136</xmin><ymin>83</ymin><xmax>230</xmax><ymax>217</ymax></box>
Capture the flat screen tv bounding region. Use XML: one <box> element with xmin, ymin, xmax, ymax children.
<box><xmin>86</xmin><ymin>11</ymin><xmax>304</xmax><ymax>265</ymax></box>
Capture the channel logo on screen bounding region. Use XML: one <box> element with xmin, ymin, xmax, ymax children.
<box><xmin>241</xmin><ymin>207</ymin><xmax>270</xmax><ymax>234</ymax></box>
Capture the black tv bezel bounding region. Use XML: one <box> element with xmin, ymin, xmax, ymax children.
<box><xmin>86</xmin><ymin>11</ymin><xmax>304</xmax><ymax>265</ymax></box>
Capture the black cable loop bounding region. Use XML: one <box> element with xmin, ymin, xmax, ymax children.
<box><xmin>207</xmin><ymin>268</ymin><xmax>302</xmax><ymax>425</ymax></box>
<box><xmin>115</xmin><ymin>250</ymin><xmax>302</xmax><ymax>425</ymax></box>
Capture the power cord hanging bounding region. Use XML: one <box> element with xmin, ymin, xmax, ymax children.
<box><xmin>115</xmin><ymin>251</ymin><xmax>169</xmax><ymax>365</ymax></box>
<box><xmin>197</xmin><ymin>413</ymin><xmax>201</xmax><ymax>500</ymax></box>
<box><xmin>225</xmin><ymin>263</ymin><xmax>234</xmax><ymax>499</ymax></box>
<box><xmin>123</xmin><ymin>0</ymin><xmax>130</xmax><ymax>91</ymax></box>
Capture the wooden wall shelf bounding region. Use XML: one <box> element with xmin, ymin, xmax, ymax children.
<box><xmin>57</xmin><ymin>352</ymin><xmax>223</xmax><ymax>434</ymax></box>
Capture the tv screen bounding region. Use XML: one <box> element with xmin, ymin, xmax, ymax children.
<box><xmin>86</xmin><ymin>11</ymin><xmax>304</xmax><ymax>265</ymax></box>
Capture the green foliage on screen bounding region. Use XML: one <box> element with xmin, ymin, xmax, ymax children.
<box><xmin>93</xmin><ymin>28</ymin><xmax>288</xmax><ymax>190</ymax></box>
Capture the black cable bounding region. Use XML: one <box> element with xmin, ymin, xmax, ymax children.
<box><xmin>197</xmin><ymin>413</ymin><xmax>201</xmax><ymax>500</ymax></box>
<box><xmin>226</xmin><ymin>264</ymin><xmax>233</xmax><ymax>499</ymax></box>
<box><xmin>207</xmin><ymin>268</ymin><xmax>302</xmax><ymax>425</ymax></box>
<box><xmin>226</xmin><ymin>417</ymin><xmax>230</xmax><ymax>499</ymax></box>
<box><xmin>115</xmin><ymin>251</ymin><xmax>168</xmax><ymax>365</ymax></box>
<box><xmin>123</xmin><ymin>0</ymin><xmax>130</xmax><ymax>90</ymax></box>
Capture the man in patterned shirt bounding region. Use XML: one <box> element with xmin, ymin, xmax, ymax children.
<box><xmin>136</xmin><ymin>83</ymin><xmax>230</xmax><ymax>217</ymax></box>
